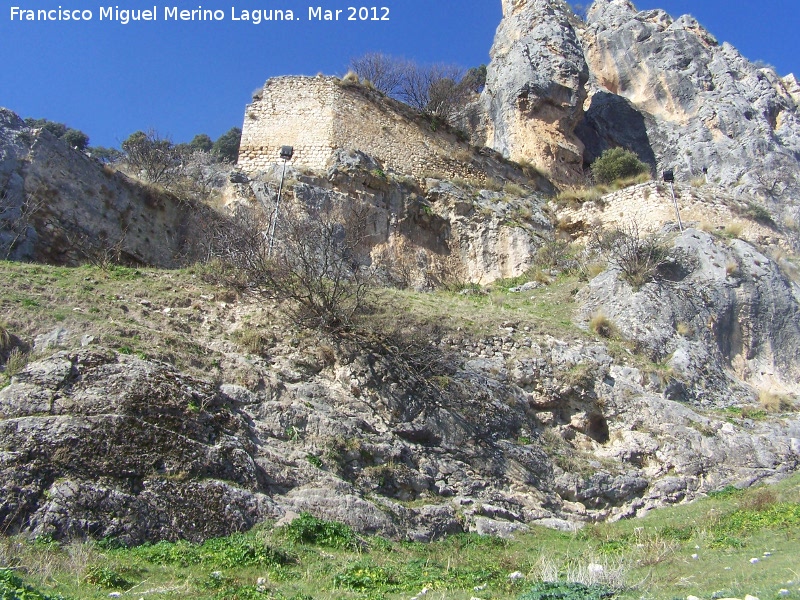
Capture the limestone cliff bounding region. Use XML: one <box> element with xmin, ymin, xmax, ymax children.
<box><xmin>580</xmin><ymin>0</ymin><xmax>800</xmax><ymax>211</ymax></box>
<box><xmin>480</xmin><ymin>0</ymin><xmax>800</xmax><ymax>223</ymax></box>
<box><xmin>482</xmin><ymin>0</ymin><xmax>589</xmax><ymax>184</ymax></box>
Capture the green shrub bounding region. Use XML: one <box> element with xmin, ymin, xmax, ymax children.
<box><xmin>518</xmin><ymin>581</ymin><xmax>615</xmax><ymax>600</ymax></box>
<box><xmin>131</xmin><ymin>533</ymin><xmax>291</xmax><ymax>569</ymax></box>
<box><xmin>0</xmin><ymin>568</ymin><xmax>66</xmax><ymax>600</ymax></box>
<box><xmin>83</xmin><ymin>565</ymin><xmax>131</xmax><ymax>589</ymax></box>
<box><xmin>281</xmin><ymin>512</ymin><xmax>358</xmax><ymax>550</ymax></box>
<box><xmin>590</xmin><ymin>148</ymin><xmax>649</xmax><ymax>185</ymax></box>
<box><xmin>333</xmin><ymin>563</ymin><xmax>393</xmax><ymax>590</ymax></box>
<box><xmin>212</xmin><ymin>127</ymin><xmax>242</xmax><ymax>163</ymax></box>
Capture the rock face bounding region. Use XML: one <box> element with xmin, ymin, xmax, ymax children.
<box><xmin>579</xmin><ymin>0</ymin><xmax>800</xmax><ymax>207</ymax></box>
<box><xmin>0</xmin><ymin>108</ymin><xmax>212</xmax><ymax>266</ymax></box>
<box><xmin>482</xmin><ymin>0</ymin><xmax>589</xmax><ymax>184</ymax></box>
<box><xmin>480</xmin><ymin>0</ymin><xmax>800</xmax><ymax>216</ymax></box>
<box><xmin>2</xmin><ymin>316</ymin><xmax>799</xmax><ymax>543</ymax></box>
<box><xmin>236</xmin><ymin>149</ymin><xmax>553</xmax><ymax>286</ymax></box>
<box><xmin>0</xmin><ymin>350</ymin><xmax>277</xmax><ymax>544</ymax></box>
<box><xmin>579</xmin><ymin>228</ymin><xmax>800</xmax><ymax>403</ymax></box>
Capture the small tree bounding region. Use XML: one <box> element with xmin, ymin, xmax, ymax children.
<box><xmin>24</xmin><ymin>118</ymin><xmax>91</xmax><ymax>151</ymax></box>
<box><xmin>211</xmin><ymin>198</ymin><xmax>375</xmax><ymax>331</ymax></box>
<box><xmin>122</xmin><ymin>130</ymin><xmax>179</xmax><ymax>184</ymax></box>
<box><xmin>189</xmin><ymin>133</ymin><xmax>214</xmax><ymax>153</ymax></box>
<box><xmin>398</xmin><ymin>62</ymin><xmax>469</xmax><ymax>121</ymax></box>
<box><xmin>88</xmin><ymin>146</ymin><xmax>123</xmax><ymax>164</ymax></box>
<box><xmin>62</xmin><ymin>128</ymin><xmax>90</xmax><ymax>151</ymax></box>
<box><xmin>212</xmin><ymin>127</ymin><xmax>242</xmax><ymax>163</ymax></box>
<box><xmin>349</xmin><ymin>52</ymin><xmax>406</xmax><ymax>96</ymax></box>
<box><xmin>590</xmin><ymin>148</ymin><xmax>649</xmax><ymax>185</ymax></box>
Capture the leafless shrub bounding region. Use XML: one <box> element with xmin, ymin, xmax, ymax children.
<box><xmin>349</xmin><ymin>52</ymin><xmax>406</xmax><ymax>96</ymax></box>
<box><xmin>210</xmin><ymin>198</ymin><xmax>376</xmax><ymax>331</ymax></box>
<box><xmin>398</xmin><ymin>62</ymin><xmax>472</xmax><ymax>121</ymax></box>
<box><xmin>60</xmin><ymin>221</ymin><xmax>131</xmax><ymax>270</ymax></box>
<box><xmin>121</xmin><ymin>129</ymin><xmax>181</xmax><ymax>185</ymax></box>
<box><xmin>173</xmin><ymin>150</ymin><xmax>229</xmax><ymax>202</ymax></box>
<box><xmin>605</xmin><ymin>222</ymin><xmax>671</xmax><ymax>290</ymax></box>
<box><xmin>0</xmin><ymin>190</ymin><xmax>46</xmax><ymax>259</ymax></box>
<box><xmin>739</xmin><ymin>487</ymin><xmax>779</xmax><ymax>512</ymax></box>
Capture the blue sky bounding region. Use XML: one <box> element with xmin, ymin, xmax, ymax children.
<box><xmin>1</xmin><ymin>0</ymin><xmax>797</xmax><ymax>149</ymax></box>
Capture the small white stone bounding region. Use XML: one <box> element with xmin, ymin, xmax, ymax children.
<box><xmin>691</xmin><ymin>553</ymin><xmax>699</xmax><ymax>560</ymax></box>
<box><xmin>508</xmin><ymin>571</ymin><xmax>525</xmax><ymax>580</ymax></box>
<box><xmin>474</xmin><ymin>583</ymin><xmax>488</xmax><ymax>591</ymax></box>
<box><xmin>749</xmin><ymin>558</ymin><xmax>760</xmax><ymax>564</ymax></box>
<box><xmin>762</xmin><ymin>552</ymin><xmax>772</xmax><ymax>557</ymax></box>
<box><xmin>724</xmin><ymin>566</ymin><xmax>732</xmax><ymax>570</ymax></box>
<box><xmin>588</xmin><ymin>563</ymin><xmax>605</xmax><ymax>574</ymax></box>
<box><xmin>687</xmin><ymin>596</ymin><xmax>700</xmax><ymax>600</ymax></box>
<box><xmin>744</xmin><ymin>595</ymin><xmax>760</xmax><ymax>600</ymax></box>
<box><xmin>108</xmin><ymin>594</ymin><xmax>121</xmax><ymax>599</ymax></box>
<box><xmin>778</xmin><ymin>590</ymin><xmax>790</xmax><ymax>597</ymax></box>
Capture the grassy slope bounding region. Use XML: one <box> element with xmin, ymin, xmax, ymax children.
<box><xmin>2</xmin><ymin>261</ymin><xmax>799</xmax><ymax>599</ymax></box>
<box><xmin>0</xmin><ymin>475</ymin><xmax>797</xmax><ymax>600</ymax></box>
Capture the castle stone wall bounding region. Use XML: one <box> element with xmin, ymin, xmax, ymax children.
<box><xmin>238</xmin><ymin>75</ymin><xmax>512</xmax><ymax>183</ymax></box>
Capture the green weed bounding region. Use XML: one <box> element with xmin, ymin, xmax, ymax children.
<box><xmin>280</xmin><ymin>513</ymin><xmax>359</xmax><ymax>550</ymax></box>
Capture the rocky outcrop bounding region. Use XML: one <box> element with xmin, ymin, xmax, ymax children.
<box><xmin>482</xmin><ymin>0</ymin><xmax>589</xmax><ymax>184</ymax></box>
<box><xmin>0</xmin><ymin>108</ymin><xmax>212</xmax><ymax>266</ymax></box>
<box><xmin>579</xmin><ymin>0</ymin><xmax>800</xmax><ymax>209</ymax></box>
<box><xmin>2</xmin><ymin>321</ymin><xmax>798</xmax><ymax>543</ymax></box>
<box><xmin>578</xmin><ymin>228</ymin><xmax>800</xmax><ymax>402</ymax></box>
<box><xmin>0</xmin><ymin>350</ymin><xmax>278</xmax><ymax>544</ymax></box>
<box><xmin>236</xmin><ymin>149</ymin><xmax>553</xmax><ymax>286</ymax></box>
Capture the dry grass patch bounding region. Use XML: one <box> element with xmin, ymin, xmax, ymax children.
<box><xmin>758</xmin><ymin>390</ymin><xmax>796</xmax><ymax>412</ymax></box>
<box><xmin>589</xmin><ymin>312</ymin><xmax>616</xmax><ymax>338</ymax></box>
<box><xmin>723</xmin><ymin>222</ymin><xmax>745</xmax><ymax>238</ymax></box>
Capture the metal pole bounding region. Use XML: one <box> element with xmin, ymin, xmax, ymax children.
<box><xmin>669</xmin><ymin>181</ymin><xmax>684</xmax><ymax>233</ymax></box>
<box><xmin>268</xmin><ymin>157</ymin><xmax>288</xmax><ymax>257</ymax></box>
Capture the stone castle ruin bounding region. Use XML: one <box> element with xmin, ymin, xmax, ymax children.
<box><xmin>238</xmin><ymin>75</ymin><xmax>525</xmax><ymax>183</ymax></box>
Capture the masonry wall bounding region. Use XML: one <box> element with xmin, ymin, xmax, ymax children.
<box><xmin>238</xmin><ymin>75</ymin><xmax>506</xmax><ymax>182</ymax></box>
<box><xmin>239</xmin><ymin>77</ymin><xmax>337</xmax><ymax>172</ymax></box>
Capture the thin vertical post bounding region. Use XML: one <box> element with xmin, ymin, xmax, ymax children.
<box><xmin>268</xmin><ymin>157</ymin><xmax>288</xmax><ymax>257</ymax></box>
<box><xmin>669</xmin><ymin>181</ymin><xmax>684</xmax><ymax>233</ymax></box>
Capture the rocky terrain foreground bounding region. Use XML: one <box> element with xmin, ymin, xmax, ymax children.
<box><xmin>1</xmin><ymin>0</ymin><xmax>800</xmax><ymax>561</ymax></box>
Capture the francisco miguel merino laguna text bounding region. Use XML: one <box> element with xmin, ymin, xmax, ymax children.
<box><xmin>9</xmin><ymin>6</ymin><xmax>391</xmax><ymax>24</ymax></box>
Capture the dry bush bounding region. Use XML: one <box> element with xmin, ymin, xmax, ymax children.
<box><xmin>340</xmin><ymin>70</ymin><xmax>360</xmax><ymax>85</ymax></box>
<box><xmin>723</xmin><ymin>222</ymin><xmax>745</xmax><ymax>238</ymax></box>
<box><xmin>208</xmin><ymin>199</ymin><xmax>376</xmax><ymax>331</ymax></box>
<box><xmin>605</xmin><ymin>222</ymin><xmax>671</xmax><ymax>290</ymax></box>
<box><xmin>5</xmin><ymin>347</ymin><xmax>29</xmax><ymax>376</ymax></box>
<box><xmin>532</xmin><ymin>553</ymin><xmax>628</xmax><ymax>589</ymax></box>
<box><xmin>758</xmin><ymin>390</ymin><xmax>796</xmax><ymax>412</ymax></box>
<box><xmin>232</xmin><ymin>328</ymin><xmax>274</xmax><ymax>355</ymax></box>
<box><xmin>349</xmin><ymin>52</ymin><xmax>405</xmax><ymax>96</ymax></box>
<box><xmin>589</xmin><ymin>312</ymin><xmax>616</xmax><ymax>338</ymax></box>
<box><xmin>556</xmin><ymin>186</ymin><xmax>604</xmax><ymax>208</ymax></box>
<box><xmin>503</xmin><ymin>183</ymin><xmax>527</xmax><ymax>197</ymax></box>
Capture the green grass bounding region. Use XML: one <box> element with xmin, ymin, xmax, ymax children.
<box><xmin>368</xmin><ymin>275</ymin><xmax>584</xmax><ymax>341</ymax></box>
<box><xmin>1</xmin><ymin>475</ymin><xmax>797</xmax><ymax>600</ymax></box>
